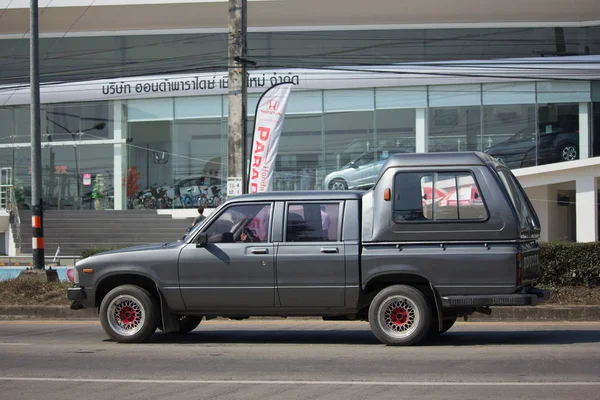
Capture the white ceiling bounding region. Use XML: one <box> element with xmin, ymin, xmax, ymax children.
<box><xmin>0</xmin><ymin>0</ymin><xmax>599</xmax><ymax>36</ymax></box>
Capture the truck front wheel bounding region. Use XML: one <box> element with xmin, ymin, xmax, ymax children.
<box><xmin>368</xmin><ymin>285</ymin><xmax>431</xmax><ymax>346</ymax></box>
<box><xmin>99</xmin><ymin>284</ymin><xmax>158</xmax><ymax>343</ymax></box>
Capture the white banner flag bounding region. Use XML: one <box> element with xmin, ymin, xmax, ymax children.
<box><xmin>248</xmin><ymin>83</ymin><xmax>293</xmax><ymax>193</ymax></box>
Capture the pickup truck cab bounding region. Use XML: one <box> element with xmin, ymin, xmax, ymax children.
<box><xmin>68</xmin><ymin>152</ymin><xmax>549</xmax><ymax>346</ymax></box>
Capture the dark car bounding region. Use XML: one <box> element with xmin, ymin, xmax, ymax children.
<box><xmin>484</xmin><ymin>128</ymin><xmax>578</xmax><ymax>169</ymax></box>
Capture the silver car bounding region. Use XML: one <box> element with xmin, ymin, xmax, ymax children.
<box><xmin>324</xmin><ymin>149</ymin><xmax>408</xmax><ymax>190</ymax></box>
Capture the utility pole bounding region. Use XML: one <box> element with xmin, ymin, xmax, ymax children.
<box><xmin>226</xmin><ymin>0</ymin><xmax>247</xmax><ymax>198</ymax></box>
<box><xmin>30</xmin><ymin>0</ymin><xmax>44</xmax><ymax>270</ymax></box>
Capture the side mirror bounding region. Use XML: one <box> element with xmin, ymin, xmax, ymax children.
<box><xmin>350</xmin><ymin>161</ymin><xmax>358</xmax><ymax>168</ymax></box>
<box><xmin>196</xmin><ymin>232</ymin><xmax>208</xmax><ymax>248</ymax></box>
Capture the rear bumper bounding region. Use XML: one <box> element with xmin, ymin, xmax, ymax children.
<box><xmin>441</xmin><ymin>287</ymin><xmax>551</xmax><ymax>308</ymax></box>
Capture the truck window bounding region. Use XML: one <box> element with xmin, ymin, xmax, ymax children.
<box><xmin>286</xmin><ymin>203</ymin><xmax>339</xmax><ymax>242</ymax></box>
<box><xmin>393</xmin><ymin>172</ymin><xmax>488</xmax><ymax>222</ymax></box>
<box><xmin>496</xmin><ymin>168</ymin><xmax>540</xmax><ymax>235</ymax></box>
<box><xmin>205</xmin><ymin>204</ymin><xmax>271</xmax><ymax>243</ymax></box>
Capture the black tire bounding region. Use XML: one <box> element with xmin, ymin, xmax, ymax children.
<box><xmin>177</xmin><ymin>316</ymin><xmax>203</xmax><ymax>334</ymax></box>
<box><xmin>428</xmin><ymin>316</ymin><xmax>457</xmax><ymax>337</ymax></box>
<box><xmin>368</xmin><ymin>285</ymin><xmax>432</xmax><ymax>346</ymax></box>
<box><xmin>132</xmin><ymin>198</ymin><xmax>143</xmax><ymax>210</ymax></box>
<box><xmin>99</xmin><ymin>284</ymin><xmax>158</xmax><ymax>343</ymax></box>
<box><xmin>329</xmin><ymin>178</ymin><xmax>347</xmax><ymax>190</ymax></box>
<box><xmin>559</xmin><ymin>143</ymin><xmax>578</xmax><ymax>161</ymax></box>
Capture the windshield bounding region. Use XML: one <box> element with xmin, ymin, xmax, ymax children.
<box><xmin>496</xmin><ymin>168</ymin><xmax>540</xmax><ymax>237</ymax></box>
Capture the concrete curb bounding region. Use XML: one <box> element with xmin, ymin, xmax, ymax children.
<box><xmin>1</xmin><ymin>305</ymin><xmax>600</xmax><ymax>321</ymax></box>
<box><xmin>0</xmin><ymin>306</ymin><xmax>98</xmax><ymax>320</ymax></box>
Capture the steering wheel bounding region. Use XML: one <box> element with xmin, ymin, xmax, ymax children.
<box><xmin>242</xmin><ymin>227</ymin><xmax>259</xmax><ymax>242</ymax></box>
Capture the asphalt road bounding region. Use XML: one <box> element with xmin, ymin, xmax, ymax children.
<box><xmin>1</xmin><ymin>320</ymin><xmax>599</xmax><ymax>400</ymax></box>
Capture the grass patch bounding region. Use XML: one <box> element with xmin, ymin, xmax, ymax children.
<box><xmin>0</xmin><ymin>279</ymin><xmax>72</xmax><ymax>306</ymax></box>
<box><xmin>542</xmin><ymin>286</ymin><xmax>600</xmax><ymax>305</ymax></box>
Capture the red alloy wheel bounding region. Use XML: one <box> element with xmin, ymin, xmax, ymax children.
<box><xmin>390</xmin><ymin>307</ymin><xmax>409</xmax><ymax>326</ymax></box>
<box><xmin>119</xmin><ymin>306</ymin><xmax>137</xmax><ymax>325</ymax></box>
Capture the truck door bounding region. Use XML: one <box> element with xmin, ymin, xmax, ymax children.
<box><xmin>275</xmin><ymin>201</ymin><xmax>346</xmax><ymax>307</ymax></box>
<box><xmin>178</xmin><ymin>203</ymin><xmax>275</xmax><ymax>309</ymax></box>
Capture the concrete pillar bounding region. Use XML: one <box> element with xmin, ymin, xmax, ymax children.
<box><xmin>113</xmin><ymin>101</ymin><xmax>126</xmax><ymax>210</ymax></box>
<box><xmin>579</xmin><ymin>103</ymin><xmax>590</xmax><ymax>160</ymax></box>
<box><xmin>416</xmin><ymin>108</ymin><xmax>428</xmax><ymax>153</ymax></box>
<box><xmin>575</xmin><ymin>175</ymin><xmax>598</xmax><ymax>242</ymax></box>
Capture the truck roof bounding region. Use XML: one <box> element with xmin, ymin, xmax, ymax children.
<box><xmin>381</xmin><ymin>151</ymin><xmax>492</xmax><ymax>168</ymax></box>
<box><xmin>229</xmin><ymin>190</ymin><xmax>364</xmax><ymax>203</ymax></box>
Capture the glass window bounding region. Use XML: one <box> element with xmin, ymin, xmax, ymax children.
<box><xmin>205</xmin><ymin>204</ymin><xmax>271</xmax><ymax>244</ymax></box>
<box><xmin>429</xmin><ymin>106</ymin><xmax>481</xmax><ymax>152</ymax></box>
<box><xmin>376</xmin><ymin>108</ymin><xmax>416</xmax><ymax>154</ymax></box>
<box><xmin>285</xmin><ymin>90</ymin><xmax>323</xmax><ymax>114</ymax></box>
<box><xmin>271</xmin><ymin>115</ymin><xmax>322</xmax><ymax>191</ymax></box>
<box><xmin>0</xmin><ymin>107</ymin><xmax>30</xmax><ymax>144</ymax></box>
<box><xmin>496</xmin><ymin>169</ymin><xmax>540</xmax><ymax>235</ymax></box>
<box><xmin>429</xmin><ymin>84</ymin><xmax>481</xmax><ymax>107</ymax></box>
<box><xmin>323</xmin><ymin>110</ymin><xmax>375</xmax><ymax>189</ymax></box>
<box><xmin>127</xmin><ymin>99</ymin><xmax>174</xmax><ymax>121</ymax></box>
<box><xmin>536</xmin><ymin>103</ymin><xmax>580</xmax><ymax>166</ymax></box>
<box><xmin>175</xmin><ymin>96</ymin><xmax>222</xmax><ymax>119</ymax></box>
<box><xmin>324</xmin><ymin>89</ymin><xmax>374</xmax><ymax>112</ymax></box>
<box><xmin>482</xmin><ymin>83</ymin><xmax>536</xmax><ymax>105</ymax></box>
<box><xmin>393</xmin><ymin>172</ymin><xmax>487</xmax><ymax>222</ymax></box>
<box><xmin>127</xmin><ymin>120</ymin><xmax>173</xmax><ymax>203</ymax></box>
<box><xmin>481</xmin><ymin>104</ymin><xmax>536</xmax><ymax>169</ymax></box>
<box><xmin>171</xmin><ymin>118</ymin><xmax>226</xmax><ymax>208</ymax></box>
<box><xmin>286</xmin><ymin>203</ymin><xmax>339</xmax><ymax>242</ymax></box>
<box><xmin>376</xmin><ymin>87</ymin><xmax>427</xmax><ymax>110</ymax></box>
<box><xmin>41</xmin><ymin>144</ymin><xmax>114</xmax><ymax>210</ymax></box>
<box><xmin>45</xmin><ymin>102</ymin><xmax>110</xmax><ymax>142</ymax></box>
<box><xmin>537</xmin><ymin>81</ymin><xmax>591</xmax><ymax>104</ymax></box>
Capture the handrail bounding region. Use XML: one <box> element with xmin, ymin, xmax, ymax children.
<box><xmin>7</xmin><ymin>184</ymin><xmax>22</xmax><ymax>253</ymax></box>
<box><xmin>0</xmin><ymin>254</ymin><xmax>82</xmax><ymax>267</ymax></box>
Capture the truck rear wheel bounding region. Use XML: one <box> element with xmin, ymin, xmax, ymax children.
<box><xmin>99</xmin><ymin>284</ymin><xmax>158</xmax><ymax>343</ymax></box>
<box><xmin>368</xmin><ymin>285</ymin><xmax>431</xmax><ymax>346</ymax></box>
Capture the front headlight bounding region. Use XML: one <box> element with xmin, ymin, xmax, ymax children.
<box><xmin>74</xmin><ymin>267</ymin><xmax>79</xmax><ymax>284</ymax></box>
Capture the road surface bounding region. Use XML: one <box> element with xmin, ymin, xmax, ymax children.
<box><xmin>1</xmin><ymin>320</ymin><xmax>599</xmax><ymax>399</ymax></box>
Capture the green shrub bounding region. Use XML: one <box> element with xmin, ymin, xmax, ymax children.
<box><xmin>80</xmin><ymin>246</ymin><xmax>127</xmax><ymax>259</ymax></box>
<box><xmin>539</xmin><ymin>242</ymin><xmax>600</xmax><ymax>286</ymax></box>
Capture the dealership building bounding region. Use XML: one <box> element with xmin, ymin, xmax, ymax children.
<box><xmin>0</xmin><ymin>0</ymin><xmax>599</xmax><ymax>250</ymax></box>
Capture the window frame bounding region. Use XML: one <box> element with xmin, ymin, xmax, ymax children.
<box><xmin>201</xmin><ymin>202</ymin><xmax>274</xmax><ymax>244</ymax></box>
<box><xmin>392</xmin><ymin>170</ymin><xmax>490</xmax><ymax>224</ymax></box>
<box><xmin>283</xmin><ymin>201</ymin><xmax>344</xmax><ymax>243</ymax></box>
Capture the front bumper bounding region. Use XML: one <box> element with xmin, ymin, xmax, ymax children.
<box><xmin>67</xmin><ymin>286</ymin><xmax>86</xmax><ymax>301</ymax></box>
<box><xmin>441</xmin><ymin>287</ymin><xmax>551</xmax><ymax>308</ymax></box>
<box><xmin>67</xmin><ymin>286</ymin><xmax>95</xmax><ymax>310</ymax></box>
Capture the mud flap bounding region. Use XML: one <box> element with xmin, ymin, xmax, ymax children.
<box><xmin>156</xmin><ymin>285</ymin><xmax>180</xmax><ymax>333</ymax></box>
<box><xmin>429</xmin><ymin>282</ymin><xmax>444</xmax><ymax>332</ymax></box>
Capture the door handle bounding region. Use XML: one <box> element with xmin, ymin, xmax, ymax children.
<box><xmin>251</xmin><ymin>248</ymin><xmax>269</xmax><ymax>254</ymax></box>
<box><xmin>320</xmin><ymin>247</ymin><xmax>339</xmax><ymax>253</ymax></box>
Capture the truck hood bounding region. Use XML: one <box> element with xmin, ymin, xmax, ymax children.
<box><xmin>91</xmin><ymin>241</ymin><xmax>183</xmax><ymax>257</ymax></box>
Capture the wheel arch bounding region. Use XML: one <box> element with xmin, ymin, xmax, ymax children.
<box><xmin>362</xmin><ymin>273</ymin><xmax>442</xmax><ymax>328</ymax></box>
<box><xmin>95</xmin><ymin>273</ymin><xmax>160</xmax><ymax>309</ymax></box>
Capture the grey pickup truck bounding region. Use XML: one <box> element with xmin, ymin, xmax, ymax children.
<box><xmin>68</xmin><ymin>152</ymin><xmax>549</xmax><ymax>346</ymax></box>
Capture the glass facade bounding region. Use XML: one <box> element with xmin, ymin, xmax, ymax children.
<box><xmin>0</xmin><ymin>79</ymin><xmax>594</xmax><ymax>210</ymax></box>
<box><xmin>1</xmin><ymin>27</ymin><xmax>599</xmax><ymax>85</ymax></box>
